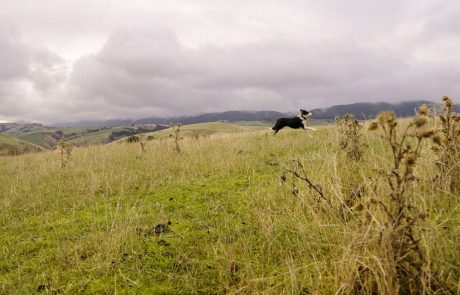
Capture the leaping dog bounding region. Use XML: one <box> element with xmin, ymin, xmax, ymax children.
<box><xmin>271</xmin><ymin>109</ymin><xmax>317</xmax><ymax>136</ymax></box>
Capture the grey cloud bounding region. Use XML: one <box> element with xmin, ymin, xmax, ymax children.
<box><xmin>68</xmin><ymin>27</ymin><xmax>410</xmax><ymax>114</ymax></box>
<box><xmin>0</xmin><ymin>22</ymin><xmax>68</xmax><ymax>121</ymax></box>
<box><xmin>0</xmin><ymin>25</ymin><xmax>29</xmax><ymax>80</ymax></box>
<box><xmin>1</xmin><ymin>0</ymin><xmax>460</xmax><ymax>123</ymax></box>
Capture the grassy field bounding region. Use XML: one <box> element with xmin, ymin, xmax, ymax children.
<box><xmin>0</xmin><ymin>121</ymin><xmax>459</xmax><ymax>294</ymax></box>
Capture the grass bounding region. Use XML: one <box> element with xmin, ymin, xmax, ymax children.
<box><xmin>0</xmin><ymin>133</ymin><xmax>43</xmax><ymax>155</ymax></box>
<box><xmin>146</xmin><ymin>122</ymin><xmax>251</xmax><ymax>139</ymax></box>
<box><xmin>0</xmin><ymin>133</ymin><xmax>23</xmax><ymax>145</ymax></box>
<box><xmin>0</xmin><ymin>124</ymin><xmax>458</xmax><ymax>294</ymax></box>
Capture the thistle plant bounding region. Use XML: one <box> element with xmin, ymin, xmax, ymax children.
<box><xmin>171</xmin><ymin>123</ymin><xmax>182</xmax><ymax>153</ymax></box>
<box><xmin>344</xmin><ymin>107</ymin><xmax>452</xmax><ymax>294</ymax></box>
<box><xmin>139</xmin><ymin>134</ymin><xmax>147</xmax><ymax>153</ymax></box>
<box><xmin>336</xmin><ymin>113</ymin><xmax>363</xmax><ymax>161</ymax></box>
<box><xmin>58</xmin><ymin>139</ymin><xmax>73</xmax><ymax>168</ymax></box>
<box><xmin>432</xmin><ymin>96</ymin><xmax>460</xmax><ymax>190</ymax></box>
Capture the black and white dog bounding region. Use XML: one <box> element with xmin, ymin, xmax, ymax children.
<box><xmin>271</xmin><ymin>109</ymin><xmax>316</xmax><ymax>136</ymax></box>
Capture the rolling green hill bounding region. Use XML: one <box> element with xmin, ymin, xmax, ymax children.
<box><xmin>17</xmin><ymin>131</ymin><xmax>60</xmax><ymax>149</ymax></box>
<box><xmin>0</xmin><ymin>123</ymin><xmax>165</xmax><ymax>155</ymax></box>
<box><xmin>0</xmin><ymin>133</ymin><xmax>43</xmax><ymax>155</ymax></box>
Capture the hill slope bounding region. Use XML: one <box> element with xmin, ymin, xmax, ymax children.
<box><xmin>0</xmin><ymin>123</ymin><xmax>457</xmax><ymax>293</ymax></box>
<box><xmin>0</xmin><ymin>133</ymin><xmax>43</xmax><ymax>155</ymax></box>
<box><xmin>0</xmin><ymin>123</ymin><xmax>166</xmax><ymax>155</ymax></box>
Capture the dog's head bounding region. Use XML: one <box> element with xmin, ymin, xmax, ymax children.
<box><xmin>299</xmin><ymin>109</ymin><xmax>312</xmax><ymax>118</ymax></box>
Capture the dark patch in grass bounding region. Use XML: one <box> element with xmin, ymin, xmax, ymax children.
<box><xmin>158</xmin><ymin>239</ymin><xmax>171</xmax><ymax>246</ymax></box>
<box><xmin>150</xmin><ymin>222</ymin><xmax>172</xmax><ymax>235</ymax></box>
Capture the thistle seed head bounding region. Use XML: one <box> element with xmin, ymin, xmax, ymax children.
<box><xmin>368</xmin><ymin>122</ymin><xmax>379</xmax><ymax>131</ymax></box>
<box><xmin>421</xmin><ymin>130</ymin><xmax>434</xmax><ymax>138</ymax></box>
<box><xmin>432</xmin><ymin>135</ymin><xmax>443</xmax><ymax>145</ymax></box>
<box><xmin>418</xmin><ymin>104</ymin><xmax>429</xmax><ymax>115</ymax></box>
<box><xmin>377</xmin><ymin>111</ymin><xmax>396</xmax><ymax>125</ymax></box>
<box><xmin>404</xmin><ymin>152</ymin><xmax>416</xmax><ymax>166</ymax></box>
<box><xmin>352</xmin><ymin>203</ymin><xmax>364</xmax><ymax>211</ymax></box>
<box><xmin>414</xmin><ymin>117</ymin><xmax>428</xmax><ymax>128</ymax></box>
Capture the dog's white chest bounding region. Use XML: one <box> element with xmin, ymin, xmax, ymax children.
<box><xmin>301</xmin><ymin>119</ymin><xmax>308</xmax><ymax>129</ymax></box>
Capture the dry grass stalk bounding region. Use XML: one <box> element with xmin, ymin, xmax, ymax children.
<box><xmin>336</xmin><ymin>113</ymin><xmax>363</xmax><ymax>161</ymax></box>
<box><xmin>58</xmin><ymin>139</ymin><xmax>73</xmax><ymax>168</ymax></box>
<box><xmin>433</xmin><ymin>96</ymin><xmax>460</xmax><ymax>191</ymax></box>
<box><xmin>282</xmin><ymin>159</ymin><xmax>329</xmax><ymax>205</ymax></box>
<box><xmin>190</xmin><ymin>130</ymin><xmax>211</xmax><ymax>140</ymax></box>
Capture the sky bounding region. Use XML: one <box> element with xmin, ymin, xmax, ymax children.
<box><xmin>0</xmin><ymin>0</ymin><xmax>459</xmax><ymax>124</ymax></box>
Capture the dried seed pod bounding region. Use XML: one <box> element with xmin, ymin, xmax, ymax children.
<box><xmin>418</xmin><ymin>104</ymin><xmax>429</xmax><ymax>115</ymax></box>
<box><xmin>421</xmin><ymin>130</ymin><xmax>434</xmax><ymax>138</ymax></box>
<box><xmin>432</xmin><ymin>135</ymin><xmax>443</xmax><ymax>145</ymax></box>
<box><xmin>378</xmin><ymin>111</ymin><xmax>396</xmax><ymax>124</ymax></box>
<box><xmin>368</xmin><ymin>122</ymin><xmax>379</xmax><ymax>131</ymax></box>
<box><xmin>414</xmin><ymin>117</ymin><xmax>428</xmax><ymax>128</ymax></box>
<box><xmin>352</xmin><ymin>203</ymin><xmax>364</xmax><ymax>211</ymax></box>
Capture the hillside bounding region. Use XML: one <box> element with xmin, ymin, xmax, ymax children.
<box><xmin>0</xmin><ymin>121</ymin><xmax>269</xmax><ymax>154</ymax></box>
<box><xmin>56</xmin><ymin>100</ymin><xmax>442</xmax><ymax>128</ymax></box>
<box><xmin>143</xmin><ymin>122</ymin><xmax>261</xmax><ymax>139</ymax></box>
<box><xmin>0</xmin><ymin>114</ymin><xmax>458</xmax><ymax>293</ymax></box>
<box><xmin>0</xmin><ymin>100</ymin><xmax>455</xmax><ymax>156</ymax></box>
<box><xmin>309</xmin><ymin>100</ymin><xmax>439</xmax><ymax>119</ymax></box>
<box><xmin>0</xmin><ymin>133</ymin><xmax>43</xmax><ymax>156</ymax></box>
<box><xmin>0</xmin><ymin>123</ymin><xmax>166</xmax><ymax>155</ymax></box>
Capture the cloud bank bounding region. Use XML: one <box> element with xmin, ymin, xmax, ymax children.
<box><xmin>0</xmin><ymin>0</ymin><xmax>459</xmax><ymax>123</ymax></box>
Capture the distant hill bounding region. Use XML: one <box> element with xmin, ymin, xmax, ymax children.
<box><xmin>0</xmin><ymin>122</ymin><xmax>166</xmax><ymax>155</ymax></box>
<box><xmin>56</xmin><ymin>100</ymin><xmax>444</xmax><ymax>128</ymax></box>
<box><xmin>57</xmin><ymin>111</ymin><xmax>287</xmax><ymax>128</ymax></box>
<box><xmin>2</xmin><ymin>99</ymin><xmax>456</xmax><ymax>155</ymax></box>
<box><xmin>309</xmin><ymin>100</ymin><xmax>439</xmax><ymax>119</ymax></box>
<box><xmin>0</xmin><ymin>133</ymin><xmax>43</xmax><ymax>156</ymax></box>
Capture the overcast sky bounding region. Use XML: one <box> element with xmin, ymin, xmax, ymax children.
<box><xmin>1</xmin><ymin>0</ymin><xmax>459</xmax><ymax>123</ymax></box>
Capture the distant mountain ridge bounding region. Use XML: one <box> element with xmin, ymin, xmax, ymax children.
<box><xmin>56</xmin><ymin>100</ymin><xmax>443</xmax><ymax>127</ymax></box>
<box><xmin>309</xmin><ymin>100</ymin><xmax>439</xmax><ymax>120</ymax></box>
<box><xmin>57</xmin><ymin>111</ymin><xmax>288</xmax><ymax>127</ymax></box>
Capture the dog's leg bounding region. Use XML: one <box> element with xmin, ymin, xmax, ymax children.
<box><xmin>304</xmin><ymin>129</ymin><xmax>313</xmax><ymax>138</ymax></box>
